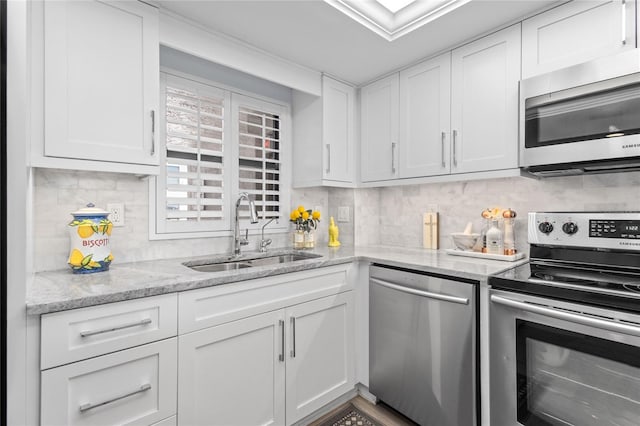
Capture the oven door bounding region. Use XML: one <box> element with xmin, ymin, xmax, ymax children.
<box><xmin>490</xmin><ymin>289</ymin><xmax>640</xmax><ymax>426</ymax></box>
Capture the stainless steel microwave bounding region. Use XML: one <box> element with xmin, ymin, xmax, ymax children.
<box><xmin>520</xmin><ymin>50</ymin><xmax>640</xmax><ymax>177</ymax></box>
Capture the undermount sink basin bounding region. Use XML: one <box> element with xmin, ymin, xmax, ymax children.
<box><xmin>184</xmin><ymin>252</ymin><xmax>322</xmax><ymax>273</ymax></box>
<box><xmin>188</xmin><ymin>262</ymin><xmax>252</xmax><ymax>273</ymax></box>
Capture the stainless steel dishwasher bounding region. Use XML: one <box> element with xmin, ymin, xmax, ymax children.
<box><xmin>369</xmin><ymin>265</ymin><xmax>478</xmax><ymax>426</ymax></box>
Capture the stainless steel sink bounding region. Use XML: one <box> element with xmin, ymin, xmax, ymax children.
<box><xmin>188</xmin><ymin>262</ymin><xmax>252</xmax><ymax>273</ymax></box>
<box><xmin>184</xmin><ymin>252</ymin><xmax>322</xmax><ymax>272</ymax></box>
<box><xmin>247</xmin><ymin>253</ymin><xmax>320</xmax><ymax>266</ymax></box>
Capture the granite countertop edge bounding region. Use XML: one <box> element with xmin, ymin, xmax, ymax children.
<box><xmin>27</xmin><ymin>245</ymin><xmax>526</xmax><ymax>315</ymax></box>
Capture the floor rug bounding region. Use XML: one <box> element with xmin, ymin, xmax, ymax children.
<box><xmin>318</xmin><ymin>403</ymin><xmax>383</xmax><ymax>426</ymax></box>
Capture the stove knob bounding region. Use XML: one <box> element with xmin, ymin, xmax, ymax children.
<box><xmin>538</xmin><ymin>222</ymin><xmax>554</xmax><ymax>234</ymax></box>
<box><xmin>562</xmin><ymin>222</ymin><xmax>579</xmax><ymax>235</ymax></box>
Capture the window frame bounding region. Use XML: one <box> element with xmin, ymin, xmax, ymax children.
<box><xmin>149</xmin><ymin>69</ymin><xmax>291</xmax><ymax>240</ymax></box>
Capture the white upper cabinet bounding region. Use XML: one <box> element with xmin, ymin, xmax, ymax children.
<box><xmin>522</xmin><ymin>0</ymin><xmax>637</xmax><ymax>79</ymax></box>
<box><xmin>323</xmin><ymin>77</ymin><xmax>356</xmax><ymax>183</ymax></box>
<box><xmin>398</xmin><ymin>52</ymin><xmax>451</xmax><ymax>178</ymax></box>
<box><xmin>360</xmin><ymin>74</ymin><xmax>400</xmax><ymax>182</ymax></box>
<box><xmin>42</xmin><ymin>0</ymin><xmax>159</xmax><ymax>171</ymax></box>
<box><xmin>292</xmin><ymin>76</ymin><xmax>356</xmax><ymax>187</ymax></box>
<box><xmin>450</xmin><ymin>24</ymin><xmax>521</xmax><ymax>174</ymax></box>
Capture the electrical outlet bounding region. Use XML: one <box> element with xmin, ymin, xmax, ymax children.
<box><xmin>107</xmin><ymin>203</ymin><xmax>125</xmax><ymax>227</ymax></box>
<box><xmin>338</xmin><ymin>206</ymin><xmax>350</xmax><ymax>222</ymax></box>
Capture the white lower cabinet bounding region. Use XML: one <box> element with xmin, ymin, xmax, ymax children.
<box><xmin>177</xmin><ymin>291</ymin><xmax>355</xmax><ymax>426</ymax></box>
<box><xmin>41</xmin><ymin>338</ymin><xmax>177</xmax><ymax>426</ymax></box>
<box><xmin>178</xmin><ymin>310</ymin><xmax>286</xmax><ymax>426</ymax></box>
<box><xmin>285</xmin><ymin>292</ymin><xmax>355</xmax><ymax>423</ymax></box>
<box><xmin>37</xmin><ymin>266</ymin><xmax>354</xmax><ymax>425</ymax></box>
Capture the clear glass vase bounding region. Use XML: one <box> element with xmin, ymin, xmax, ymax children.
<box><xmin>304</xmin><ymin>229</ymin><xmax>315</xmax><ymax>249</ymax></box>
<box><xmin>293</xmin><ymin>229</ymin><xmax>304</xmax><ymax>249</ymax></box>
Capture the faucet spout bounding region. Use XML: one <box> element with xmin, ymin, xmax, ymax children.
<box><xmin>233</xmin><ymin>192</ymin><xmax>259</xmax><ymax>256</ymax></box>
<box><xmin>260</xmin><ymin>217</ymin><xmax>279</xmax><ymax>253</ymax></box>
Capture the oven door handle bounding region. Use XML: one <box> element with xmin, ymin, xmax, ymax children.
<box><xmin>491</xmin><ymin>294</ymin><xmax>640</xmax><ymax>338</ymax></box>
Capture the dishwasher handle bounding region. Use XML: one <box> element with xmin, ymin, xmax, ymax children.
<box><xmin>371</xmin><ymin>277</ymin><xmax>469</xmax><ymax>305</ymax></box>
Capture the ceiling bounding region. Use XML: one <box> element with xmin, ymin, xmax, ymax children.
<box><xmin>156</xmin><ymin>0</ymin><xmax>561</xmax><ymax>86</ymax></box>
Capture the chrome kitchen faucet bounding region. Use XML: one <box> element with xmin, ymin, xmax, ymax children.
<box><xmin>233</xmin><ymin>192</ymin><xmax>259</xmax><ymax>256</ymax></box>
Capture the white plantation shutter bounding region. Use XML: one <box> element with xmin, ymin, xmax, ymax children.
<box><xmin>157</xmin><ymin>74</ymin><xmax>231</xmax><ymax>233</ymax></box>
<box><xmin>152</xmin><ymin>73</ymin><xmax>290</xmax><ymax>239</ymax></box>
<box><xmin>237</xmin><ymin>105</ymin><xmax>282</xmax><ymax>221</ymax></box>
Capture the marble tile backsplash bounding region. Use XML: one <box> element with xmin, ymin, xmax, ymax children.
<box><xmin>365</xmin><ymin>172</ymin><xmax>640</xmax><ymax>253</ymax></box>
<box><xmin>33</xmin><ymin>168</ymin><xmax>640</xmax><ymax>271</ymax></box>
<box><xmin>33</xmin><ymin>169</ymin><xmax>339</xmax><ymax>272</ymax></box>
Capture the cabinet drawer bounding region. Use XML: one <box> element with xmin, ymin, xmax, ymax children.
<box><xmin>41</xmin><ymin>338</ymin><xmax>177</xmax><ymax>426</ymax></box>
<box><xmin>150</xmin><ymin>415</ymin><xmax>176</xmax><ymax>426</ymax></box>
<box><xmin>179</xmin><ymin>264</ymin><xmax>352</xmax><ymax>334</ymax></box>
<box><xmin>41</xmin><ymin>293</ymin><xmax>177</xmax><ymax>369</ymax></box>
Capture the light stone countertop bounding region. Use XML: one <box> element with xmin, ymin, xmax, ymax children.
<box><xmin>27</xmin><ymin>245</ymin><xmax>526</xmax><ymax>315</ymax></box>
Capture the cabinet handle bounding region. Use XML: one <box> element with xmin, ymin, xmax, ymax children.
<box><xmin>452</xmin><ymin>130</ymin><xmax>458</xmax><ymax>167</ymax></box>
<box><xmin>79</xmin><ymin>383</ymin><xmax>151</xmax><ymax>413</ymax></box>
<box><xmin>290</xmin><ymin>316</ymin><xmax>296</xmax><ymax>358</ymax></box>
<box><xmin>391</xmin><ymin>142</ymin><xmax>397</xmax><ymax>174</ymax></box>
<box><xmin>79</xmin><ymin>318</ymin><xmax>152</xmax><ymax>338</ymax></box>
<box><xmin>150</xmin><ymin>110</ymin><xmax>156</xmax><ymax>156</ymax></box>
<box><xmin>441</xmin><ymin>132</ymin><xmax>446</xmax><ymax>168</ymax></box>
<box><xmin>621</xmin><ymin>0</ymin><xmax>627</xmax><ymax>45</ymax></box>
<box><xmin>279</xmin><ymin>319</ymin><xmax>285</xmax><ymax>362</ymax></box>
<box><xmin>326</xmin><ymin>144</ymin><xmax>331</xmax><ymax>174</ymax></box>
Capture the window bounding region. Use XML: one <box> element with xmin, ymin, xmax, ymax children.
<box><xmin>150</xmin><ymin>72</ymin><xmax>290</xmax><ymax>239</ymax></box>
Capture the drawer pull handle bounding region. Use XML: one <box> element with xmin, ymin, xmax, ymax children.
<box><xmin>79</xmin><ymin>383</ymin><xmax>152</xmax><ymax>413</ymax></box>
<box><xmin>80</xmin><ymin>318</ymin><xmax>152</xmax><ymax>338</ymax></box>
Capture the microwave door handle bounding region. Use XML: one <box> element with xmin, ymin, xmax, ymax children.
<box><xmin>491</xmin><ymin>294</ymin><xmax>640</xmax><ymax>338</ymax></box>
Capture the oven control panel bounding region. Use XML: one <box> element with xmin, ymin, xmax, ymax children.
<box><xmin>528</xmin><ymin>212</ymin><xmax>640</xmax><ymax>251</ymax></box>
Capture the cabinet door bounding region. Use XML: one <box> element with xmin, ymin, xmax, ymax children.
<box><xmin>451</xmin><ymin>24</ymin><xmax>520</xmax><ymax>174</ymax></box>
<box><xmin>178</xmin><ymin>310</ymin><xmax>286</xmax><ymax>426</ymax></box>
<box><xmin>285</xmin><ymin>291</ymin><xmax>355</xmax><ymax>424</ymax></box>
<box><xmin>522</xmin><ymin>0</ymin><xmax>636</xmax><ymax>79</ymax></box>
<box><xmin>44</xmin><ymin>0</ymin><xmax>159</xmax><ymax>166</ymax></box>
<box><xmin>399</xmin><ymin>53</ymin><xmax>451</xmax><ymax>178</ymax></box>
<box><xmin>360</xmin><ymin>74</ymin><xmax>399</xmax><ymax>182</ymax></box>
<box><xmin>323</xmin><ymin>76</ymin><xmax>356</xmax><ymax>183</ymax></box>
<box><xmin>41</xmin><ymin>338</ymin><xmax>177</xmax><ymax>426</ymax></box>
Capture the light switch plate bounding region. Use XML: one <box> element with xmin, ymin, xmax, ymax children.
<box><xmin>338</xmin><ymin>206</ymin><xmax>350</xmax><ymax>222</ymax></box>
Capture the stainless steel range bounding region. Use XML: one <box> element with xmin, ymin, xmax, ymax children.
<box><xmin>489</xmin><ymin>212</ymin><xmax>640</xmax><ymax>426</ymax></box>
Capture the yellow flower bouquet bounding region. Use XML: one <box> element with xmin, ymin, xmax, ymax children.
<box><xmin>290</xmin><ymin>205</ymin><xmax>321</xmax><ymax>231</ymax></box>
